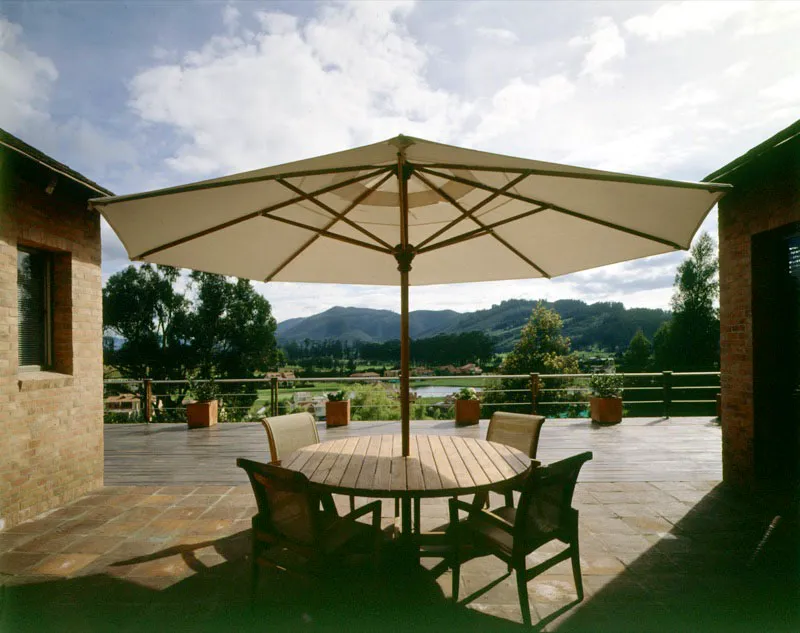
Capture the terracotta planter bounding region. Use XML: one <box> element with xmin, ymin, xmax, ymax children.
<box><xmin>326</xmin><ymin>400</ymin><xmax>350</xmax><ymax>427</ymax></box>
<box><xmin>187</xmin><ymin>400</ymin><xmax>218</xmax><ymax>428</ymax></box>
<box><xmin>455</xmin><ymin>399</ymin><xmax>481</xmax><ymax>426</ymax></box>
<box><xmin>590</xmin><ymin>397</ymin><xmax>622</xmax><ymax>424</ymax></box>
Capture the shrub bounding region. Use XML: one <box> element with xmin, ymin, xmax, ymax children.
<box><xmin>589</xmin><ymin>372</ymin><xmax>623</xmax><ymax>398</ymax></box>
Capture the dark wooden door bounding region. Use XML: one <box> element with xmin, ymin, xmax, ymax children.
<box><xmin>752</xmin><ymin>223</ymin><xmax>800</xmax><ymax>484</ymax></box>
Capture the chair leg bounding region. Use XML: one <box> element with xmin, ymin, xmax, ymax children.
<box><xmin>414</xmin><ymin>498</ymin><xmax>421</xmax><ymax>535</ymax></box>
<box><xmin>451</xmin><ymin>556</ymin><xmax>460</xmax><ymax>602</ymax></box>
<box><xmin>503</xmin><ymin>489</ymin><xmax>514</xmax><ymax>507</ymax></box>
<box><xmin>350</xmin><ymin>495</ymin><xmax>356</xmax><ymax>513</ymax></box>
<box><xmin>515</xmin><ymin>565</ymin><xmax>532</xmax><ymax>626</ymax></box>
<box><xmin>570</xmin><ymin>541</ymin><xmax>584</xmax><ymax>601</ymax></box>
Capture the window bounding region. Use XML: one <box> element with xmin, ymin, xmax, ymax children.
<box><xmin>17</xmin><ymin>247</ymin><xmax>52</xmax><ymax>370</ymax></box>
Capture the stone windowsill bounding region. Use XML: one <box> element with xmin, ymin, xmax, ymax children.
<box><xmin>17</xmin><ymin>370</ymin><xmax>74</xmax><ymax>392</ymax></box>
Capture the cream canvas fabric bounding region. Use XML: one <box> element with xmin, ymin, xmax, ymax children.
<box><xmin>93</xmin><ymin>135</ymin><xmax>729</xmax><ymax>286</ymax></box>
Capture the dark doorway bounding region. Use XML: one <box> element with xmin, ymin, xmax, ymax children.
<box><xmin>752</xmin><ymin>222</ymin><xmax>800</xmax><ymax>484</ymax></box>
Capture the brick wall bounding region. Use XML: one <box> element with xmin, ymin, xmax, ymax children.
<box><xmin>0</xmin><ymin>163</ymin><xmax>104</xmax><ymax>529</ymax></box>
<box><xmin>718</xmin><ymin>144</ymin><xmax>800</xmax><ymax>489</ymax></box>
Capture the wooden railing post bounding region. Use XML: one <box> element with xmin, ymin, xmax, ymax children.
<box><xmin>144</xmin><ymin>378</ymin><xmax>153</xmax><ymax>423</ymax></box>
<box><xmin>530</xmin><ymin>372</ymin><xmax>540</xmax><ymax>414</ymax></box>
<box><xmin>271</xmin><ymin>377</ymin><xmax>279</xmax><ymax>416</ymax></box>
<box><xmin>662</xmin><ymin>371</ymin><xmax>672</xmax><ymax>418</ymax></box>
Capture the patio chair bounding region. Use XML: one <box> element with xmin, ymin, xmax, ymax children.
<box><xmin>237</xmin><ymin>458</ymin><xmax>382</xmax><ymax>599</ymax></box>
<box><xmin>261</xmin><ymin>412</ymin><xmax>355</xmax><ymax>511</ymax></box>
<box><xmin>448</xmin><ymin>451</ymin><xmax>593</xmax><ymax>625</ymax></box>
<box><xmin>485</xmin><ymin>411</ymin><xmax>546</xmax><ymax>507</ymax></box>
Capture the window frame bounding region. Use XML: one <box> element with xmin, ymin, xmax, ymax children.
<box><xmin>17</xmin><ymin>245</ymin><xmax>54</xmax><ymax>372</ymax></box>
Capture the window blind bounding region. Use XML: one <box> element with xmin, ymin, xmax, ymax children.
<box><xmin>17</xmin><ymin>249</ymin><xmax>49</xmax><ymax>368</ymax></box>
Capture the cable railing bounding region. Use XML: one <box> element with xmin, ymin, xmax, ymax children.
<box><xmin>103</xmin><ymin>370</ymin><xmax>721</xmax><ymax>423</ymax></box>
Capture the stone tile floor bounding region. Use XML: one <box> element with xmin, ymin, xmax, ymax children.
<box><xmin>1</xmin><ymin>482</ymin><xmax>797</xmax><ymax>632</ymax></box>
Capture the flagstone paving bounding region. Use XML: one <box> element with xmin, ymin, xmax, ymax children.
<box><xmin>1</xmin><ymin>479</ymin><xmax>796</xmax><ymax>631</ymax></box>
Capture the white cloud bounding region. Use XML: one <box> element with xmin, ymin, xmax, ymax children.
<box><xmin>0</xmin><ymin>17</ymin><xmax>58</xmax><ymax>130</ymax></box>
<box><xmin>664</xmin><ymin>84</ymin><xmax>719</xmax><ymax>111</ymax></box>
<box><xmin>570</xmin><ymin>17</ymin><xmax>626</xmax><ymax>85</ymax></box>
<box><xmin>475</xmin><ymin>27</ymin><xmax>518</xmax><ymax>44</ymax></box>
<box><xmin>624</xmin><ymin>1</ymin><xmax>751</xmax><ymax>41</ymax></box>
<box><xmin>761</xmin><ymin>73</ymin><xmax>800</xmax><ymax>106</ymax></box>
<box><xmin>129</xmin><ymin>1</ymin><xmax>471</xmax><ymax>176</ymax></box>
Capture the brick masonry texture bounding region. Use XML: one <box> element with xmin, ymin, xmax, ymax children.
<box><xmin>0</xmin><ymin>164</ymin><xmax>104</xmax><ymax>529</ymax></box>
<box><xmin>718</xmin><ymin>146</ymin><xmax>800</xmax><ymax>489</ymax></box>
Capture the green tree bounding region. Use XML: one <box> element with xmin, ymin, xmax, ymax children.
<box><xmin>621</xmin><ymin>328</ymin><xmax>652</xmax><ymax>372</ymax></box>
<box><xmin>654</xmin><ymin>233</ymin><xmax>720</xmax><ymax>370</ymax></box>
<box><xmin>501</xmin><ymin>303</ymin><xmax>580</xmax><ymax>375</ymax></box>
<box><xmin>189</xmin><ymin>272</ymin><xmax>280</xmax><ymax>379</ymax></box>
<box><xmin>484</xmin><ymin>303</ymin><xmax>580</xmax><ymax>415</ymax></box>
<box><xmin>103</xmin><ymin>264</ymin><xmax>192</xmax><ymax>380</ymax></box>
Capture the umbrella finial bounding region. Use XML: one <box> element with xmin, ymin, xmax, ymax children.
<box><xmin>389</xmin><ymin>134</ymin><xmax>416</xmax><ymax>150</ymax></box>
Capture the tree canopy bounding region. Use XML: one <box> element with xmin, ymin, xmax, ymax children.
<box><xmin>104</xmin><ymin>265</ymin><xmax>279</xmax><ymax>380</ymax></box>
<box><xmin>654</xmin><ymin>232</ymin><xmax>720</xmax><ymax>371</ymax></box>
<box><xmin>621</xmin><ymin>328</ymin><xmax>652</xmax><ymax>372</ymax></box>
<box><xmin>501</xmin><ymin>303</ymin><xmax>580</xmax><ymax>375</ymax></box>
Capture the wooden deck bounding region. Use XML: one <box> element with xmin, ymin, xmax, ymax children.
<box><xmin>104</xmin><ymin>416</ymin><xmax>722</xmax><ymax>486</ymax></box>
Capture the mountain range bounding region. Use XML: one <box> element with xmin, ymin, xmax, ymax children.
<box><xmin>276</xmin><ymin>299</ymin><xmax>671</xmax><ymax>353</ymax></box>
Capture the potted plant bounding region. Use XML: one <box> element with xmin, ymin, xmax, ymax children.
<box><xmin>187</xmin><ymin>377</ymin><xmax>220</xmax><ymax>428</ymax></box>
<box><xmin>325</xmin><ymin>390</ymin><xmax>350</xmax><ymax>427</ymax></box>
<box><xmin>455</xmin><ymin>386</ymin><xmax>481</xmax><ymax>426</ymax></box>
<box><xmin>589</xmin><ymin>372</ymin><xmax>624</xmax><ymax>425</ymax></box>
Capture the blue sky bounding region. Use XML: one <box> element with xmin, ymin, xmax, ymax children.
<box><xmin>2</xmin><ymin>1</ymin><xmax>799</xmax><ymax>321</ymax></box>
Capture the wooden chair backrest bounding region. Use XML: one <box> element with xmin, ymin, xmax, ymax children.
<box><xmin>261</xmin><ymin>412</ymin><xmax>319</xmax><ymax>463</ymax></box>
<box><xmin>486</xmin><ymin>412</ymin><xmax>546</xmax><ymax>458</ymax></box>
<box><xmin>237</xmin><ymin>458</ymin><xmax>321</xmax><ymax>546</ymax></box>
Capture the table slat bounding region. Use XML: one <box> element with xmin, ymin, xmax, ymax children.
<box><xmin>311</xmin><ymin>438</ymin><xmax>348</xmax><ymax>484</ymax></box>
<box><xmin>491</xmin><ymin>441</ymin><xmax>531</xmax><ymax>474</ymax></box>
<box><xmin>427</xmin><ymin>435</ymin><xmax>457</xmax><ymax>488</ymax></box>
<box><xmin>452</xmin><ymin>437</ymin><xmax>490</xmax><ymax>486</ymax></box>
<box><xmin>463</xmin><ymin>437</ymin><xmax>503</xmax><ymax>483</ymax></box>
<box><xmin>416</xmin><ymin>434</ymin><xmax>442</xmax><ymax>490</ymax></box>
<box><xmin>373</xmin><ymin>434</ymin><xmax>393</xmax><ymax>490</ymax></box>
<box><xmin>440</xmin><ymin>435</ymin><xmax>474</xmax><ymax>488</ymax></box>
<box><xmin>340</xmin><ymin>436</ymin><xmax>371</xmax><ymax>489</ymax></box>
<box><xmin>299</xmin><ymin>442</ymin><xmax>334</xmax><ymax>479</ymax></box>
<box><xmin>390</xmin><ymin>434</ymin><xmax>407</xmax><ymax>491</ymax></box>
<box><xmin>406</xmin><ymin>436</ymin><xmax>425</xmax><ymax>491</ymax></box>
<box><xmin>355</xmin><ymin>435</ymin><xmax>382</xmax><ymax>489</ymax></box>
<box><xmin>479</xmin><ymin>441</ymin><xmax>518</xmax><ymax>479</ymax></box>
<box><xmin>324</xmin><ymin>437</ymin><xmax>360</xmax><ymax>487</ymax></box>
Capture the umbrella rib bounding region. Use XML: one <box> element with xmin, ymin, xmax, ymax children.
<box><xmin>276</xmin><ymin>179</ymin><xmax>395</xmax><ymax>251</ymax></box>
<box><xmin>264</xmin><ymin>171</ymin><xmax>395</xmax><ymax>282</ymax></box>
<box><xmin>90</xmin><ymin>163</ymin><xmax>393</xmax><ymax>207</ymax></box>
<box><xmin>262</xmin><ymin>214</ymin><xmax>393</xmax><ymax>254</ymax></box>
<box><xmin>418</xmin><ymin>162</ymin><xmax>731</xmax><ymax>193</ymax></box>
<box><xmin>132</xmin><ymin>167</ymin><xmax>390</xmax><ymax>260</ymax></box>
<box><xmin>416</xmin><ymin>205</ymin><xmax>548</xmax><ymax>254</ymax></box>
<box><xmin>414</xmin><ymin>171</ymin><xmax>530</xmax><ymax>250</ymax></box>
<box><xmin>413</xmin><ymin>171</ymin><xmax>550</xmax><ymax>278</ymax></box>
<box><xmin>417</xmin><ymin>166</ymin><xmax>685</xmax><ymax>251</ymax></box>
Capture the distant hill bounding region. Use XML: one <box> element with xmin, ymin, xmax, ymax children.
<box><xmin>276</xmin><ymin>300</ymin><xmax>670</xmax><ymax>353</ymax></box>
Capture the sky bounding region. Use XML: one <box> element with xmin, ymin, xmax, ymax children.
<box><xmin>2</xmin><ymin>0</ymin><xmax>799</xmax><ymax>322</ymax></box>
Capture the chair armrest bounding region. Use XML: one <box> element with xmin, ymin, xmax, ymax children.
<box><xmin>473</xmin><ymin>509</ymin><xmax>514</xmax><ymax>534</ymax></box>
<box><xmin>342</xmin><ymin>500</ymin><xmax>382</xmax><ymax>529</ymax></box>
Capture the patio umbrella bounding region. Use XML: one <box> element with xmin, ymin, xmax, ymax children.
<box><xmin>92</xmin><ymin>135</ymin><xmax>729</xmax><ymax>456</ymax></box>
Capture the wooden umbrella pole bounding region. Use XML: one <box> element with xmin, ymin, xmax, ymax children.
<box><xmin>396</xmin><ymin>151</ymin><xmax>414</xmax><ymax>458</ymax></box>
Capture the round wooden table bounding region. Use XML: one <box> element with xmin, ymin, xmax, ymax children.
<box><xmin>282</xmin><ymin>434</ymin><xmax>535</xmax><ymax>538</ymax></box>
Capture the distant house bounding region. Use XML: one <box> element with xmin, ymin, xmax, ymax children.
<box><xmin>263</xmin><ymin>371</ymin><xmax>296</xmax><ymax>383</ymax></box>
<box><xmin>350</xmin><ymin>371</ymin><xmax>380</xmax><ymax>379</ymax></box>
<box><xmin>1</xmin><ymin>128</ymin><xmax>112</xmax><ymax>529</ymax></box>
<box><xmin>411</xmin><ymin>367</ymin><xmax>434</xmax><ymax>376</ymax></box>
<box><xmin>104</xmin><ymin>393</ymin><xmax>142</xmax><ymax>415</ymax></box>
<box><xmin>384</xmin><ymin>369</ymin><xmax>400</xmax><ymax>378</ymax></box>
<box><xmin>459</xmin><ymin>363</ymin><xmax>483</xmax><ymax>375</ymax></box>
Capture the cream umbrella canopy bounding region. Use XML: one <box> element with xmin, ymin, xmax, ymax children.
<box><xmin>92</xmin><ymin>134</ymin><xmax>729</xmax><ymax>456</ymax></box>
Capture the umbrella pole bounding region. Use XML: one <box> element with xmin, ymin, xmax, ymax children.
<box><xmin>396</xmin><ymin>150</ymin><xmax>413</xmax><ymax>458</ymax></box>
<box><xmin>400</xmin><ymin>264</ymin><xmax>410</xmax><ymax>457</ymax></box>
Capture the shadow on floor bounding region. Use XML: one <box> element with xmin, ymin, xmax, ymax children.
<box><xmin>551</xmin><ymin>484</ymin><xmax>799</xmax><ymax>633</ymax></box>
<box><xmin>1</xmin><ymin>529</ymin><xmax>523</xmax><ymax>633</ymax></box>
